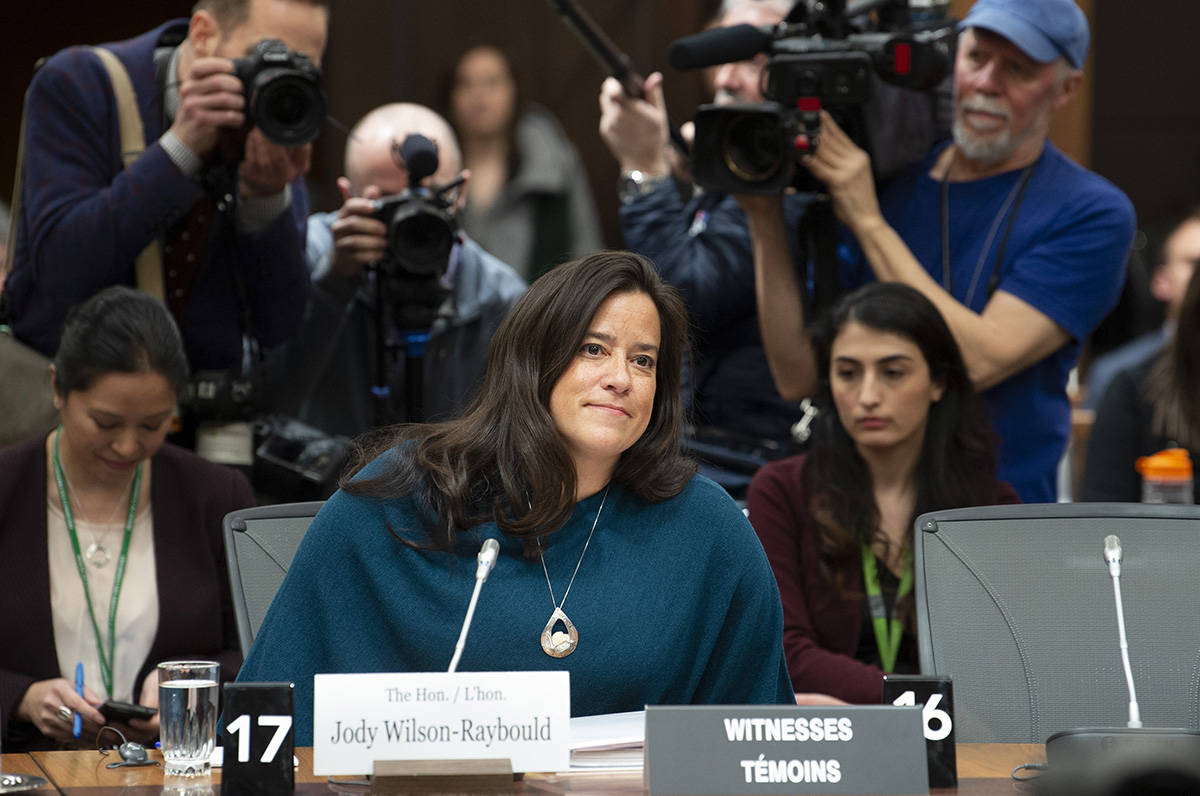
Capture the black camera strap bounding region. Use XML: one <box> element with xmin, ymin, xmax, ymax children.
<box><xmin>939</xmin><ymin>151</ymin><xmax>1036</xmax><ymax>306</ymax></box>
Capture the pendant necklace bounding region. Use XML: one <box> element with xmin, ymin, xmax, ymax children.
<box><xmin>57</xmin><ymin>446</ymin><xmax>137</xmax><ymax>568</ymax></box>
<box><xmin>535</xmin><ymin>485</ymin><xmax>610</xmax><ymax>658</ymax></box>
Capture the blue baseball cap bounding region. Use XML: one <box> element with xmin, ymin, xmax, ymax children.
<box><xmin>959</xmin><ymin>0</ymin><xmax>1090</xmax><ymax>69</ymax></box>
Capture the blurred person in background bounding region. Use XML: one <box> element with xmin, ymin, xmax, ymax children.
<box><xmin>268</xmin><ymin>102</ymin><xmax>525</xmax><ymax>437</ymax></box>
<box><xmin>1083</xmin><ymin>263</ymin><xmax>1200</xmax><ymax>503</ymax></box>
<box><xmin>1084</xmin><ymin>209</ymin><xmax>1200</xmax><ymax>410</ymax></box>
<box><xmin>449</xmin><ymin>44</ymin><xmax>603</xmax><ymax>281</ymax></box>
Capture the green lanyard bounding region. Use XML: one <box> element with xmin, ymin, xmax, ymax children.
<box><xmin>861</xmin><ymin>544</ymin><xmax>913</xmax><ymax>674</ymax></box>
<box><xmin>52</xmin><ymin>427</ymin><xmax>143</xmax><ymax>699</ymax></box>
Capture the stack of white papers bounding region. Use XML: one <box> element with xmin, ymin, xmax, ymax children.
<box><xmin>569</xmin><ymin>711</ymin><xmax>645</xmax><ymax>770</ymax></box>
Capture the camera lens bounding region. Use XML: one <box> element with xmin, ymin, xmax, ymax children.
<box><xmin>264</xmin><ymin>83</ymin><xmax>308</xmax><ymax>126</ymax></box>
<box><xmin>723</xmin><ymin>114</ymin><xmax>784</xmax><ymax>183</ymax></box>
<box><xmin>249</xmin><ymin>70</ymin><xmax>326</xmax><ymax>147</ymax></box>
<box><xmin>387</xmin><ymin>207</ymin><xmax>456</xmax><ymax>278</ymax></box>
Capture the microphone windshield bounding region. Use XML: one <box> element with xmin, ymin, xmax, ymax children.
<box><xmin>668</xmin><ymin>24</ymin><xmax>773</xmax><ymax>71</ymax></box>
<box><xmin>1104</xmin><ymin>534</ymin><xmax>1122</xmax><ymax>565</ymax></box>
<box><xmin>396</xmin><ymin>133</ymin><xmax>440</xmax><ymax>185</ymax></box>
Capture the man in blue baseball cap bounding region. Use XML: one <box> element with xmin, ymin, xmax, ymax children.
<box><xmin>739</xmin><ymin>0</ymin><xmax>1135</xmax><ymax>503</ymax></box>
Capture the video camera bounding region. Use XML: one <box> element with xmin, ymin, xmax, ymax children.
<box><xmin>670</xmin><ymin>0</ymin><xmax>955</xmax><ymax>194</ymax></box>
<box><xmin>232</xmin><ymin>38</ymin><xmax>326</xmax><ymax>147</ymax></box>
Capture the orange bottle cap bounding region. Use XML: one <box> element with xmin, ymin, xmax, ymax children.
<box><xmin>1135</xmin><ymin>447</ymin><xmax>1194</xmax><ymax>479</ymax></box>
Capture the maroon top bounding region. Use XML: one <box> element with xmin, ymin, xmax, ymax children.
<box><xmin>746</xmin><ymin>453</ymin><xmax>1019</xmax><ymax>703</ymax></box>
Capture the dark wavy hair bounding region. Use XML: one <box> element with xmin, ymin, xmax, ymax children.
<box><xmin>52</xmin><ymin>286</ymin><xmax>189</xmax><ymax>399</ymax></box>
<box><xmin>345</xmin><ymin>250</ymin><xmax>696</xmax><ymax>550</ymax></box>
<box><xmin>804</xmin><ymin>282</ymin><xmax>1000</xmax><ymax>603</ymax></box>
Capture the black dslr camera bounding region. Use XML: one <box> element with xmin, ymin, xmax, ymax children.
<box><xmin>371</xmin><ymin>133</ymin><xmax>459</xmax><ymax>279</ymax></box>
<box><xmin>232</xmin><ymin>38</ymin><xmax>326</xmax><ymax>146</ymax></box>
<box><xmin>671</xmin><ymin>0</ymin><xmax>954</xmax><ymax>194</ymax></box>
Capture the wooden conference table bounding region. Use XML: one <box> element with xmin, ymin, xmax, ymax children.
<box><xmin>3</xmin><ymin>744</ymin><xmax>1045</xmax><ymax>794</ymax></box>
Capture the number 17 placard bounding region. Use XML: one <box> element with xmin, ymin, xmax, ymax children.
<box><xmin>222</xmin><ymin>682</ymin><xmax>295</xmax><ymax>795</ymax></box>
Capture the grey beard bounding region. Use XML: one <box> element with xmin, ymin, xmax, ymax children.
<box><xmin>951</xmin><ymin>119</ymin><xmax>1017</xmax><ymax>167</ymax></box>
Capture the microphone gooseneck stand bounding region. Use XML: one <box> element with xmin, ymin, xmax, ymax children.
<box><xmin>1042</xmin><ymin>534</ymin><xmax>1200</xmax><ymax>771</ymax></box>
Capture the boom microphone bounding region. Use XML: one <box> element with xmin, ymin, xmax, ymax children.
<box><xmin>667</xmin><ymin>24</ymin><xmax>775</xmax><ymax>71</ymax></box>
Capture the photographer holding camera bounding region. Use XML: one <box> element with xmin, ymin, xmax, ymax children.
<box><xmin>598</xmin><ymin>0</ymin><xmax>814</xmax><ymax>497</ymax></box>
<box><xmin>4</xmin><ymin>0</ymin><xmax>328</xmax><ymax>377</ymax></box>
<box><xmin>741</xmin><ymin>0</ymin><xmax>1135</xmax><ymax>502</ymax></box>
<box><xmin>267</xmin><ymin>103</ymin><xmax>526</xmax><ymax>439</ymax></box>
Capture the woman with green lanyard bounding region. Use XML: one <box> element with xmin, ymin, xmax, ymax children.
<box><xmin>747</xmin><ymin>282</ymin><xmax>1017</xmax><ymax>703</ymax></box>
<box><xmin>0</xmin><ymin>286</ymin><xmax>253</xmax><ymax>750</ymax></box>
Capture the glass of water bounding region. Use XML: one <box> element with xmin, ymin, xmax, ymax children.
<box><xmin>158</xmin><ymin>660</ymin><xmax>220</xmax><ymax>776</ymax></box>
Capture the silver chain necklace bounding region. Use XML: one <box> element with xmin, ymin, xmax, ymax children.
<box><xmin>535</xmin><ymin>485</ymin><xmax>610</xmax><ymax>658</ymax></box>
<box><xmin>58</xmin><ymin>457</ymin><xmax>137</xmax><ymax>568</ymax></box>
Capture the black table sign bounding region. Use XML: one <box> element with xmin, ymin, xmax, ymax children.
<box><xmin>882</xmin><ymin>674</ymin><xmax>956</xmax><ymax>788</ymax></box>
<box><xmin>222</xmin><ymin>682</ymin><xmax>295</xmax><ymax>795</ymax></box>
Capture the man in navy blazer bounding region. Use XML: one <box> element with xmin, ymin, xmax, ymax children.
<box><xmin>5</xmin><ymin>0</ymin><xmax>329</xmax><ymax>373</ymax></box>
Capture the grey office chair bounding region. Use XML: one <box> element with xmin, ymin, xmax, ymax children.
<box><xmin>913</xmin><ymin>503</ymin><xmax>1200</xmax><ymax>743</ymax></box>
<box><xmin>223</xmin><ymin>502</ymin><xmax>323</xmax><ymax>657</ymax></box>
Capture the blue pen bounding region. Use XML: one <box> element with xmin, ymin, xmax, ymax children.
<box><xmin>73</xmin><ymin>662</ymin><xmax>83</xmax><ymax>739</ymax></box>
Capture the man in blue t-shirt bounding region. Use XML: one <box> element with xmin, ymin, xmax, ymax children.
<box><xmin>740</xmin><ymin>0</ymin><xmax>1135</xmax><ymax>502</ymax></box>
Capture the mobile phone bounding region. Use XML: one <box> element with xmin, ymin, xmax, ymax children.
<box><xmin>100</xmin><ymin>699</ymin><xmax>158</xmax><ymax>723</ymax></box>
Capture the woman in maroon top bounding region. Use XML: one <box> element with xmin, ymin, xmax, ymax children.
<box><xmin>747</xmin><ymin>283</ymin><xmax>1017</xmax><ymax>703</ymax></box>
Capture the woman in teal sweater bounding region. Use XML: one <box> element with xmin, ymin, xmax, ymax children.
<box><xmin>239</xmin><ymin>251</ymin><xmax>793</xmax><ymax>744</ymax></box>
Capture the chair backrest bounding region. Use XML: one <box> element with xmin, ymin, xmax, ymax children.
<box><xmin>913</xmin><ymin>502</ymin><xmax>1200</xmax><ymax>743</ymax></box>
<box><xmin>223</xmin><ymin>502</ymin><xmax>323</xmax><ymax>657</ymax></box>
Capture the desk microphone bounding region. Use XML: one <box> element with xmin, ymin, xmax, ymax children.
<box><xmin>1044</xmin><ymin>534</ymin><xmax>1200</xmax><ymax>770</ymax></box>
<box><xmin>447</xmin><ymin>538</ymin><xmax>500</xmax><ymax>673</ymax></box>
<box><xmin>1102</xmin><ymin>535</ymin><xmax>1141</xmax><ymax>728</ymax></box>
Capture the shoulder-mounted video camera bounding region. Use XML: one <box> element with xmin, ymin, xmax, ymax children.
<box><xmin>670</xmin><ymin>0</ymin><xmax>955</xmax><ymax>194</ymax></box>
<box><xmin>232</xmin><ymin>38</ymin><xmax>326</xmax><ymax>147</ymax></box>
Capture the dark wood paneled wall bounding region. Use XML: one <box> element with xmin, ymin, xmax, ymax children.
<box><xmin>1091</xmin><ymin>0</ymin><xmax>1200</xmax><ymax>232</ymax></box>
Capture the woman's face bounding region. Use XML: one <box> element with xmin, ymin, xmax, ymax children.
<box><xmin>829</xmin><ymin>322</ymin><xmax>944</xmax><ymax>456</ymax></box>
<box><xmin>451</xmin><ymin>47</ymin><xmax>517</xmax><ymax>139</ymax></box>
<box><xmin>55</xmin><ymin>369</ymin><xmax>177</xmax><ymax>488</ymax></box>
<box><xmin>549</xmin><ymin>290</ymin><xmax>660</xmax><ymax>479</ymax></box>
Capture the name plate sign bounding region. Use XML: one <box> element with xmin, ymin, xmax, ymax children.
<box><xmin>645</xmin><ymin>705</ymin><xmax>929</xmax><ymax>795</ymax></box>
<box><xmin>313</xmin><ymin>671</ymin><xmax>569</xmax><ymax>775</ymax></box>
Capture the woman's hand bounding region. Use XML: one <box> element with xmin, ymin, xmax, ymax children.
<box><xmin>16</xmin><ymin>677</ymin><xmax>106</xmax><ymax>744</ymax></box>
